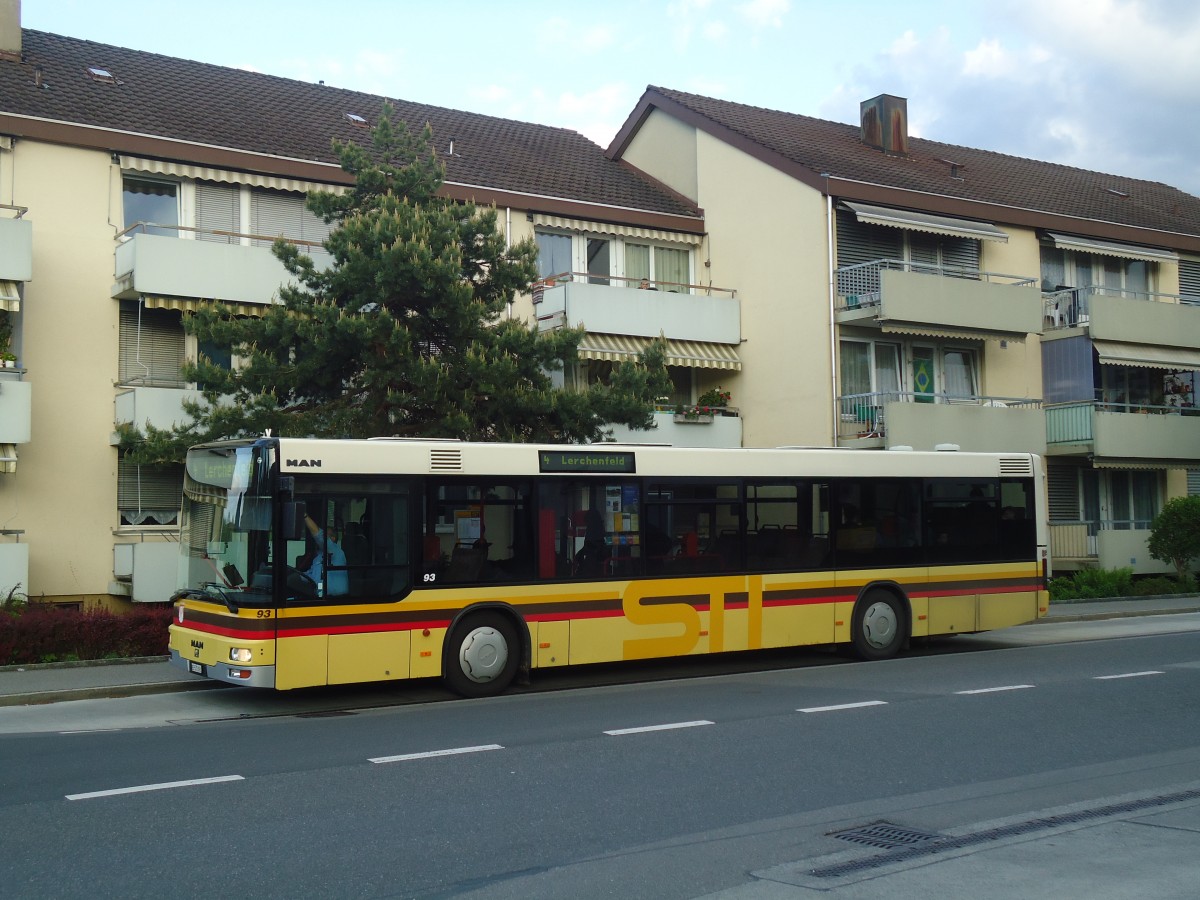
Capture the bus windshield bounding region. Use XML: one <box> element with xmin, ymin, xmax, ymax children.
<box><xmin>178</xmin><ymin>443</ymin><xmax>275</xmax><ymax>607</ymax></box>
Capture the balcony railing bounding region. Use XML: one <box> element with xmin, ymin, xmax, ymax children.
<box><xmin>837</xmin><ymin>391</ymin><xmax>1042</xmax><ymax>441</ymax></box>
<box><xmin>835</xmin><ymin>259</ymin><xmax>1036</xmax><ymax>311</ymax></box>
<box><xmin>113</xmin><ymin>223</ymin><xmax>330</xmax><ymax>308</ymax></box>
<box><xmin>534</xmin><ymin>272</ymin><xmax>741</xmax><ymax>346</ymax></box>
<box><xmin>1043</xmin><ymin>284</ymin><xmax>1199</xmax><ymax>330</ymax></box>
<box><xmin>1049</xmin><ymin>519</ymin><xmax>1171</xmax><ymax>574</ymax></box>
<box><xmin>533</xmin><ymin>271</ymin><xmax>736</xmax><ymax>299</ymax></box>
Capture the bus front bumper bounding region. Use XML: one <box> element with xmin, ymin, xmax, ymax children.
<box><xmin>169</xmin><ymin>649</ymin><xmax>276</xmax><ymax>689</ymax></box>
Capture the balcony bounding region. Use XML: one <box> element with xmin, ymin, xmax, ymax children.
<box><xmin>604</xmin><ymin>406</ymin><xmax>743</xmax><ymax>448</ymax></box>
<box><xmin>112</xmin><ymin>386</ymin><xmax>204</xmax><ymax>442</ymax></box>
<box><xmin>1046</xmin><ymin>401</ymin><xmax>1200</xmax><ymax>465</ymax></box>
<box><xmin>835</xmin><ymin>260</ymin><xmax>1041</xmax><ymax>340</ymax></box>
<box><xmin>0</xmin><ymin>369</ymin><xmax>31</xmax><ymax>444</ymax></box>
<box><xmin>1043</xmin><ymin>285</ymin><xmax>1200</xmax><ymax>350</ymax></box>
<box><xmin>112</xmin><ymin>225</ymin><xmax>329</xmax><ymax>308</ymax></box>
<box><xmin>535</xmin><ymin>273</ymin><xmax>741</xmax><ymax>352</ymax></box>
<box><xmin>1049</xmin><ymin>520</ymin><xmax>1171</xmax><ymax>575</ymax></box>
<box><xmin>0</xmin><ymin>532</ymin><xmax>29</xmax><ymax>598</ymax></box>
<box><xmin>112</xmin><ymin>535</ymin><xmax>181</xmax><ymax>603</ymax></box>
<box><xmin>0</xmin><ymin>205</ymin><xmax>33</xmax><ymax>283</ymax></box>
<box><xmin>837</xmin><ymin>391</ymin><xmax>1045</xmax><ymax>453</ymax></box>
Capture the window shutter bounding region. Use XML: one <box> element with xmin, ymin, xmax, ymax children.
<box><xmin>1180</xmin><ymin>259</ymin><xmax>1200</xmax><ymax>301</ymax></box>
<box><xmin>119</xmin><ymin>302</ymin><xmax>186</xmax><ymax>386</ymax></box>
<box><xmin>1187</xmin><ymin>470</ymin><xmax>1200</xmax><ymax>497</ymax></box>
<box><xmin>1046</xmin><ymin>464</ymin><xmax>1080</xmax><ymax>521</ymax></box>
<box><xmin>251</xmin><ymin>188</ymin><xmax>331</xmax><ymax>264</ymax></box>
<box><xmin>939</xmin><ymin>236</ymin><xmax>979</xmax><ymax>271</ymax></box>
<box><xmin>195</xmin><ymin>182</ymin><xmax>240</xmax><ymax>243</ymax></box>
<box><xmin>836</xmin><ymin>209</ymin><xmax>901</xmax><ymax>268</ymax></box>
<box><xmin>250</xmin><ymin>188</ymin><xmax>296</xmax><ymax>247</ymax></box>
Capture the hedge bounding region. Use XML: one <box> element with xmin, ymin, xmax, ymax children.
<box><xmin>0</xmin><ymin>604</ymin><xmax>173</xmax><ymax>666</ymax></box>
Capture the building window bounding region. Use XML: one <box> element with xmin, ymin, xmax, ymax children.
<box><xmin>118</xmin><ymin>301</ymin><xmax>186</xmax><ymax>387</ymax></box>
<box><xmin>536</xmin><ymin>232</ymin><xmax>571</xmax><ymax>280</ymax></box>
<box><xmin>1040</xmin><ymin>244</ymin><xmax>1154</xmax><ymax>297</ymax></box>
<box><xmin>118</xmin><ymin>456</ymin><xmax>183</xmax><ymax>526</ymax></box>
<box><xmin>839</xmin><ymin>339</ymin><xmax>903</xmax><ymax>397</ymax></box>
<box><xmin>122</xmin><ymin>178</ymin><xmax>178</xmax><ymax>237</ymax></box>
<box><xmin>535</xmin><ymin>229</ymin><xmax>693</xmax><ymax>291</ymax></box>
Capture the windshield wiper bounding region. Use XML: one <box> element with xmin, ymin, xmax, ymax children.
<box><xmin>201</xmin><ymin>582</ymin><xmax>240</xmax><ymax>614</ymax></box>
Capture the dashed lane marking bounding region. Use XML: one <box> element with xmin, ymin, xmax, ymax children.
<box><xmin>369</xmin><ymin>743</ymin><xmax>504</xmax><ymax>763</ymax></box>
<box><xmin>604</xmin><ymin>720</ymin><xmax>715</xmax><ymax>736</ymax></box>
<box><xmin>66</xmin><ymin>775</ymin><xmax>244</xmax><ymax>800</ymax></box>
<box><xmin>797</xmin><ymin>701</ymin><xmax>888</xmax><ymax>713</ymax></box>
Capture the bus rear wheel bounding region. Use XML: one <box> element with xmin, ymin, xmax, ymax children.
<box><xmin>850</xmin><ymin>590</ymin><xmax>906</xmax><ymax>661</ymax></box>
<box><xmin>444</xmin><ymin>612</ymin><xmax>520</xmax><ymax>698</ymax></box>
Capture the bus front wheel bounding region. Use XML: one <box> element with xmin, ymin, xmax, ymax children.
<box><xmin>850</xmin><ymin>590</ymin><xmax>906</xmax><ymax>661</ymax></box>
<box><xmin>444</xmin><ymin>613</ymin><xmax>520</xmax><ymax>698</ymax></box>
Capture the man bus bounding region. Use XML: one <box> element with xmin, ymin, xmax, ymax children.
<box><xmin>168</xmin><ymin>437</ymin><xmax>1048</xmax><ymax>697</ymax></box>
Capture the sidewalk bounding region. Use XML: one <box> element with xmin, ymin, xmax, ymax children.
<box><xmin>1</xmin><ymin>595</ymin><xmax>1199</xmax><ymax>708</ymax></box>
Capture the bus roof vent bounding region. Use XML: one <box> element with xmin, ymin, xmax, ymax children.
<box><xmin>999</xmin><ymin>456</ymin><xmax>1034</xmax><ymax>477</ymax></box>
<box><xmin>934</xmin><ymin>443</ymin><xmax>960</xmax><ymax>452</ymax></box>
<box><xmin>430</xmin><ymin>448</ymin><xmax>463</xmax><ymax>472</ymax></box>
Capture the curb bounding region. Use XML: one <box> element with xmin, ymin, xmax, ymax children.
<box><xmin>0</xmin><ymin>679</ymin><xmax>223</xmax><ymax>708</ymax></box>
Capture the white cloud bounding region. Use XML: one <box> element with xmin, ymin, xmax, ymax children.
<box><xmin>735</xmin><ymin>0</ymin><xmax>790</xmax><ymax>29</ymax></box>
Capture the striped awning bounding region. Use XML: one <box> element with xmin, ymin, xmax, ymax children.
<box><xmin>143</xmin><ymin>295</ymin><xmax>268</xmax><ymax>318</ymax></box>
<box><xmin>1047</xmin><ymin>233</ymin><xmax>1178</xmax><ymax>264</ymax></box>
<box><xmin>119</xmin><ymin>155</ymin><xmax>349</xmax><ymax>196</ymax></box>
<box><xmin>0</xmin><ymin>280</ymin><xmax>19</xmax><ymax>312</ymax></box>
<box><xmin>843</xmin><ymin>202</ymin><xmax>1009</xmax><ymax>243</ymax></box>
<box><xmin>577</xmin><ymin>333</ymin><xmax>741</xmax><ymax>370</ymax></box>
<box><xmin>1093</xmin><ymin>340</ymin><xmax>1200</xmax><ymax>371</ymax></box>
<box><xmin>881</xmin><ymin>323</ymin><xmax>1018</xmax><ymax>343</ymax></box>
<box><xmin>1092</xmin><ymin>458</ymin><xmax>1188</xmax><ymax>471</ymax></box>
<box><xmin>532</xmin><ymin>214</ymin><xmax>701</xmax><ymax>246</ymax></box>
<box><xmin>0</xmin><ymin>443</ymin><xmax>16</xmax><ymax>475</ymax></box>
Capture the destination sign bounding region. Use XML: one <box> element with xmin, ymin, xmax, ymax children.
<box><xmin>539</xmin><ymin>450</ymin><xmax>636</xmax><ymax>474</ymax></box>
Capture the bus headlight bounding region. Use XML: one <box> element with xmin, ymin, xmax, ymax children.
<box><xmin>229</xmin><ymin>648</ymin><xmax>253</xmax><ymax>663</ymax></box>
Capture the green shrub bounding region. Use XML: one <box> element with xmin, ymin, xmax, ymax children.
<box><xmin>1132</xmin><ymin>574</ymin><xmax>1198</xmax><ymax>596</ymax></box>
<box><xmin>1049</xmin><ymin>566</ymin><xmax>1134</xmax><ymax>602</ymax></box>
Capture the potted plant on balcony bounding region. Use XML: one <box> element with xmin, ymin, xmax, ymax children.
<box><xmin>673</xmin><ymin>387</ymin><xmax>732</xmax><ymax>423</ymax></box>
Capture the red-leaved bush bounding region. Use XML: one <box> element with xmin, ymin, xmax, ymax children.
<box><xmin>0</xmin><ymin>604</ymin><xmax>173</xmax><ymax>666</ymax></box>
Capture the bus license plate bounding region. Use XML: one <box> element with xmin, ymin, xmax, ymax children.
<box><xmin>189</xmin><ymin>661</ymin><xmax>206</xmax><ymax>675</ymax></box>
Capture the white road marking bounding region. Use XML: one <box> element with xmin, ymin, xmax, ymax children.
<box><xmin>955</xmin><ymin>684</ymin><xmax>1035</xmax><ymax>695</ymax></box>
<box><xmin>1094</xmin><ymin>671</ymin><xmax>1165</xmax><ymax>680</ymax></box>
<box><xmin>797</xmin><ymin>701</ymin><xmax>888</xmax><ymax>713</ymax></box>
<box><xmin>369</xmin><ymin>743</ymin><xmax>504</xmax><ymax>764</ymax></box>
<box><xmin>66</xmin><ymin>775</ymin><xmax>243</xmax><ymax>800</ymax></box>
<box><xmin>604</xmin><ymin>720</ymin><xmax>715</xmax><ymax>736</ymax></box>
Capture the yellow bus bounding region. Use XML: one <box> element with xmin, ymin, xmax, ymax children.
<box><xmin>167</xmin><ymin>437</ymin><xmax>1048</xmax><ymax>697</ymax></box>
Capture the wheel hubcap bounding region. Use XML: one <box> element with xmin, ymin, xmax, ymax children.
<box><xmin>862</xmin><ymin>601</ymin><xmax>898</xmax><ymax>649</ymax></box>
<box><xmin>459</xmin><ymin>626</ymin><xmax>509</xmax><ymax>683</ymax></box>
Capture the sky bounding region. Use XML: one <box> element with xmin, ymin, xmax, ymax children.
<box><xmin>21</xmin><ymin>0</ymin><xmax>1200</xmax><ymax>196</ymax></box>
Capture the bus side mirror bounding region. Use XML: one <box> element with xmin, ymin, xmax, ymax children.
<box><xmin>283</xmin><ymin>501</ymin><xmax>306</xmax><ymax>541</ymax></box>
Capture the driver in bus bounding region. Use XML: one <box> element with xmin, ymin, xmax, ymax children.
<box><xmin>304</xmin><ymin>514</ymin><xmax>349</xmax><ymax>597</ymax></box>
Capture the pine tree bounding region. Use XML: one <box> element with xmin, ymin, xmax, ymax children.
<box><xmin>120</xmin><ymin>103</ymin><xmax>670</xmax><ymax>463</ymax></box>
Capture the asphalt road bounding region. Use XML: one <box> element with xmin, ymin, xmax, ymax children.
<box><xmin>2</xmin><ymin>616</ymin><xmax>1200</xmax><ymax>898</ymax></box>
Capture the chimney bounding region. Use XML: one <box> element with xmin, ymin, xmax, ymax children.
<box><xmin>860</xmin><ymin>94</ymin><xmax>908</xmax><ymax>156</ymax></box>
<box><xmin>0</xmin><ymin>0</ymin><xmax>20</xmax><ymax>62</ymax></box>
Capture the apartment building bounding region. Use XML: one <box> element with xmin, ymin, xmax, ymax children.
<box><xmin>608</xmin><ymin>87</ymin><xmax>1200</xmax><ymax>574</ymax></box>
<box><xmin>0</xmin><ymin>18</ymin><xmax>737</xmax><ymax>607</ymax></box>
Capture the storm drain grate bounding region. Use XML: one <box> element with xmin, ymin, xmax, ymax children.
<box><xmin>812</xmin><ymin>787</ymin><xmax>1200</xmax><ymax>879</ymax></box>
<box><xmin>830</xmin><ymin>822</ymin><xmax>946</xmax><ymax>850</ymax></box>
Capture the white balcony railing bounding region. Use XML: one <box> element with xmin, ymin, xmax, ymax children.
<box><xmin>835</xmin><ymin>259</ymin><xmax>1036</xmax><ymax>310</ymax></box>
<box><xmin>1043</xmin><ymin>284</ymin><xmax>1200</xmax><ymax>330</ymax></box>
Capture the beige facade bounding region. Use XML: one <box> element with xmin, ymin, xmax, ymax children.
<box><xmin>610</xmin><ymin>89</ymin><xmax>1200</xmax><ymax>576</ymax></box>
